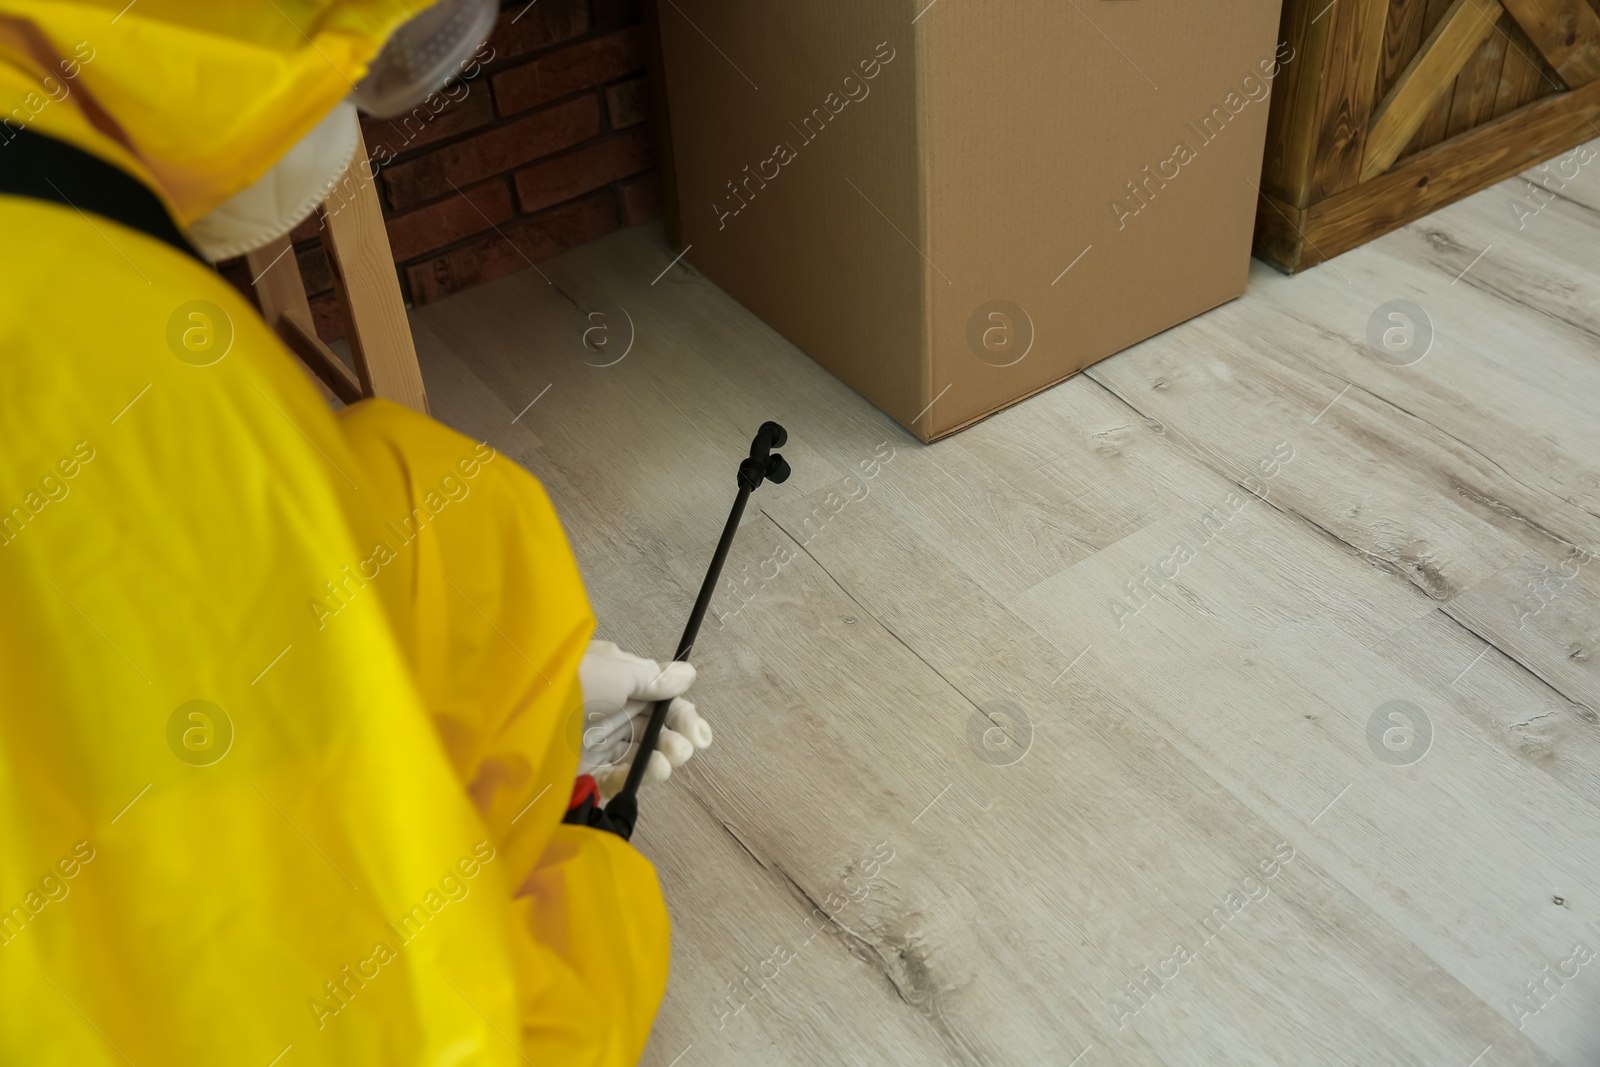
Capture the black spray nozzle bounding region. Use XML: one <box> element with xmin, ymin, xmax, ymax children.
<box><xmin>756</xmin><ymin>421</ymin><xmax>787</xmax><ymax>450</ymax></box>
<box><xmin>739</xmin><ymin>421</ymin><xmax>789</xmax><ymax>490</ymax></box>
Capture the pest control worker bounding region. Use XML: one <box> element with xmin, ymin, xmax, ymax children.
<box><xmin>0</xmin><ymin>1</ymin><xmax>712</xmax><ymax>1062</ymax></box>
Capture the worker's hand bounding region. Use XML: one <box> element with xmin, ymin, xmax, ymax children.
<box><xmin>577</xmin><ymin>640</ymin><xmax>714</xmax><ymax>799</ymax></box>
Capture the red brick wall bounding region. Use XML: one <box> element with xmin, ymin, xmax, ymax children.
<box><xmin>222</xmin><ymin>0</ymin><xmax>662</xmax><ymax>341</ymax></box>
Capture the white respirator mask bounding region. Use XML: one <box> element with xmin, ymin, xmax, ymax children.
<box><xmin>184</xmin><ymin>0</ymin><xmax>498</xmax><ymax>262</ymax></box>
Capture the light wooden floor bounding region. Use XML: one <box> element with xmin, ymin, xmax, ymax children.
<box><xmin>405</xmin><ymin>142</ymin><xmax>1600</xmax><ymax>1066</ymax></box>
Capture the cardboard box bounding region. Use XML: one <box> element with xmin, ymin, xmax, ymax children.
<box><xmin>658</xmin><ymin>0</ymin><xmax>1285</xmax><ymax>440</ymax></box>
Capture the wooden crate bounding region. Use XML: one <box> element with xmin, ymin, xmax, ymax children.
<box><xmin>1255</xmin><ymin>0</ymin><xmax>1600</xmax><ymax>270</ymax></box>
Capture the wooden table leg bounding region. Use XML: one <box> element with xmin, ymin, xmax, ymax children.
<box><xmin>322</xmin><ymin>129</ymin><xmax>430</xmax><ymax>416</ymax></box>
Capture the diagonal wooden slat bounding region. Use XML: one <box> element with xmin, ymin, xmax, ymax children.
<box><xmin>245</xmin><ymin>234</ymin><xmax>354</xmax><ymax>404</ymax></box>
<box><xmin>278</xmin><ymin>314</ymin><xmax>364</xmax><ymax>405</ymax></box>
<box><xmin>1361</xmin><ymin>0</ymin><xmax>1506</xmax><ymax>178</ymax></box>
<box><xmin>1406</xmin><ymin>0</ymin><xmax>1471</xmax><ymax>153</ymax></box>
<box><xmin>1498</xmin><ymin>0</ymin><xmax>1600</xmax><ymax>85</ymax></box>
<box><xmin>1295</xmin><ymin>75</ymin><xmax>1600</xmax><ymax>267</ymax></box>
<box><xmin>1307</xmin><ymin>0</ymin><xmax>1395</xmax><ymax>199</ymax></box>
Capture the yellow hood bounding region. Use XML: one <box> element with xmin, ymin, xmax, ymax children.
<box><xmin>0</xmin><ymin>0</ymin><xmax>431</xmax><ymax>225</ymax></box>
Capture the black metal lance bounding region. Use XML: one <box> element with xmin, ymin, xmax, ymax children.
<box><xmin>586</xmin><ymin>421</ymin><xmax>789</xmax><ymax>840</ymax></box>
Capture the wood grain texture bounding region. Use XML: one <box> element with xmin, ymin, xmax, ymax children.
<box><xmin>1444</xmin><ymin>9</ymin><xmax>1514</xmax><ymax>136</ymax></box>
<box><xmin>1377</xmin><ymin>0</ymin><xmax>1439</xmax><ymax>101</ymax></box>
<box><xmin>1493</xmin><ymin>18</ymin><xmax>1562</xmax><ymax>116</ymax></box>
<box><xmin>1262</xmin><ymin>74</ymin><xmax>1600</xmax><ymax>269</ymax></box>
<box><xmin>400</xmin><ymin>165</ymin><xmax>1600</xmax><ymax>1063</ymax></box>
<box><xmin>1263</xmin><ymin>0</ymin><xmax>1600</xmax><ymax>266</ymax></box>
<box><xmin>1361</xmin><ymin>0</ymin><xmax>1506</xmax><ymax>179</ymax></box>
<box><xmin>1261</xmin><ymin>0</ymin><xmax>1340</xmax><ymax>205</ymax></box>
<box><xmin>1251</xmin><ymin>187</ymin><xmax>1313</xmax><ymax>271</ymax></box>
<box><xmin>1406</xmin><ymin>0</ymin><xmax>1476</xmax><ymax>152</ymax></box>
<box><xmin>322</xmin><ymin>129</ymin><xmax>431</xmax><ymax>416</ymax></box>
<box><xmin>244</xmin><ymin>234</ymin><xmax>316</xmax><ymax>331</ymax></box>
<box><xmin>1310</xmin><ymin>0</ymin><xmax>1397</xmax><ymax>198</ymax></box>
<box><xmin>1498</xmin><ymin>0</ymin><xmax>1600</xmax><ymax>83</ymax></box>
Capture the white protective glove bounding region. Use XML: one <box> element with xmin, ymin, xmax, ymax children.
<box><xmin>577</xmin><ymin>640</ymin><xmax>714</xmax><ymax>799</ymax></box>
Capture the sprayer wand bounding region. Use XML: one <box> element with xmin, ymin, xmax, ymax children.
<box><xmin>571</xmin><ymin>421</ymin><xmax>790</xmax><ymax>840</ymax></box>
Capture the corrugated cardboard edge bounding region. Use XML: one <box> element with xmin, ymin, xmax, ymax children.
<box><xmin>911</xmin><ymin>5</ymin><xmax>937</xmax><ymax>443</ymax></box>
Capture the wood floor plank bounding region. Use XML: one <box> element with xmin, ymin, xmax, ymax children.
<box><xmin>1226</xmin><ymin>269</ymin><xmax>1600</xmax><ymax>529</ymax></box>
<box><xmin>1007</xmin><ymin>477</ymin><xmax>1600</xmax><ymax>1064</ymax></box>
<box><xmin>635</xmin><ymin>780</ymin><xmax>964</xmax><ymax>1067</ymax></box>
<box><xmin>407</xmin><ymin>215</ymin><xmax>1598</xmax><ymax>1066</ymax></box>
<box><xmin>1373</xmin><ymin>607</ymin><xmax>1600</xmax><ymax>803</ymax></box>
<box><xmin>1085</xmin><ymin>244</ymin><xmax>1600</xmax><ymax>725</ymax></box>
<box><xmin>1069</xmin><ymin>178</ymin><xmax>1600</xmax><ymax>1061</ymax></box>
<box><xmin>764</xmin><ymin>473</ymin><xmax>1562</xmax><ymax>1067</ymax></box>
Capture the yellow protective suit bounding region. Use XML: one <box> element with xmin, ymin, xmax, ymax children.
<box><xmin>0</xmin><ymin>3</ymin><xmax>669</xmax><ymax>1064</ymax></box>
